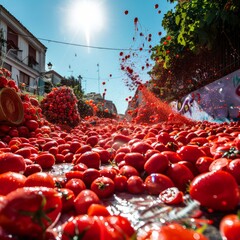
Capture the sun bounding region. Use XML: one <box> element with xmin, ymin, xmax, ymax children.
<box><xmin>65</xmin><ymin>0</ymin><xmax>105</xmax><ymax>46</ymax></box>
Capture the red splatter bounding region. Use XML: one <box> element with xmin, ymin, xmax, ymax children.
<box><xmin>124</xmin><ymin>10</ymin><xmax>129</xmax><ymax>15</ymax></box>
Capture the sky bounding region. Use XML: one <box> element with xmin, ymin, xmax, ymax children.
<box><xmin>0</xmin><ymin>0</ymin><xmax>175</xmax><ymax>114</ymax></box>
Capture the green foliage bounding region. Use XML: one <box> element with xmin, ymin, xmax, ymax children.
<box><xmin>152</xmin><ymin>0</ymin><xmax>240</xmax><ymax>69</ymax></box>
<box><xmin>60</xmin><ymin>75</ymin><xmax>84</xmax><ymax>99</ymax></box>
<box><xmin>149</xmin><ymin>0</ymin><xmax>240</xmax><ymax>102</ymax></box>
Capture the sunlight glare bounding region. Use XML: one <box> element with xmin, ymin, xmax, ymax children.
<box><xmin>66</xmin><ymin>0</ymin><xmax>105</xmax><ymax>46</ymax></box>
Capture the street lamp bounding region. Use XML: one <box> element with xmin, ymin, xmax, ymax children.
<box><xmin>47</xmin><ymin>62</ymin><xmax>53</xmax><ymax>70</ymax></box>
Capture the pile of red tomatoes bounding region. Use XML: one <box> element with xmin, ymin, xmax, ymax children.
<box><xmin>0</xmin><ymin>68</ymin><xmax>240</xmax><ymax>240</ymax></box>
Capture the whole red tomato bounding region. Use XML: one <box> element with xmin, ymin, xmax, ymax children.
<box><xmin>139</xmin><ymin>223</ymin><xmax>208</xmax><ymax>240</ymax></box>
<box><xmin>24</xmin><ymin>172</ymin><xmax>55</xmax><ymax>188</ymax></box>
<box><xmin>227</xmin><ymin>158</ymin><xmax>240</xmax><ymax>184</ymax></box>
<box><xmin>195</xmin><ymin>156</ymin><xmax>214</xmax><ymax>173</ymax></box>
<box><xmin>177</xmin><ymin>145</ymin><xmax>206</xmax><ymax>164</ymax></box>
<box><xmin>75</xmin><ymin>151</ymin><xmax>101</xmax><ymax>169</ymax></box>
<box><xmin>0</xmin><ymin>172</ymin><xmax>26</xmax><ymax>195</ymax></box>
<box><xmin>119</xmin><ymin>165</ymin><xmax>139</xmax><ymax>179</ymax></box>
<box><xmin>0</xmin><ymin>187</ymin><xmax>62</xmax><ymax>239</ymax></box>
<box><xmin>166</xmin><ymin>163</ymin><xmax>194</xmax><ymax>192</ymax></box>
<box><xmin>56</xmin><ymin>188</ymin><xmax>75</xmax><ymax>212</ymax></box>
<box><xmin>24</xmin><ymin>119</ymin><xmax>39</xmax><ymax>131</ymax></box>
<box><xmin>114</xmin><ymin>174</ymin><xmax>128</xmax><ymax>192</ymax></box>
<box><xmin>74</xmin><ymin>189</ymin><xmax>100</xmax><ymax>214</ymax></box>
<box><xmin>24</xmin><ymin>163</ymin><xmax>42</xmax><ymax>176</ymax></box>
<box><xmin>124</xmin><ymin>152</ymin><xmax>146</xmax><ymax>172</ymax></box>
<box><xmin>0</xmin><ymin>153</ymin><xmax>26</xmax><ymax>174</ymax></box>
<box><xmin>61</xmin><ymin>215</ymin><xmax>101</xmax><ymax>240</ymax></box>
<box><xmin>130</xmin><ymin>141</ymin><xmax>153</xmax><ymax>154</ymax></box>
<box><xmin>82</xmin><ymin>168</ymin><xmax>101</xmax><ymax>187</ymax></box>
<box><xmin>91</xmin><ymin>176</ymin><xmax>115</xmax><ymax>199</ymax></box>
<box><xmin>34</xmin><ymin>152</ymin><xmax>55</xmax><ymax>169</ymax></box>
<box><xmin>127</xmin><ymin>175</ymin><xmax>145</xmax><ymax>194</ymax></box>
<box><xmin>105</xmin><ymin>215</ymin><xmax>136</xmax><ymax>239</ymax></box>
<box><xmin>220</xmin><ymin>212</ymin><xmax>240</xmax><ymax>240</ymax></box>
<box><xmin>145</xmin><ymin>173</ymin><xmax>174</xmax><ymax>195</ymax></box>
<box><xmin>144</xmin><ymin>153</ymin><xmax>169</xmax><ymax>174</ymax></box>
<box><xmin>65</xmin><ymin>178</ymin><xmax>86</xmax><ymax>196</ymax></box>
<box><xmin>189</xmin><ymin>170</ymin><xmax>239</xmax><ymax>211</ymax></box>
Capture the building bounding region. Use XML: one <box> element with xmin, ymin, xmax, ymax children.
<box><xmin>0</xmin><ymin>5</ymin><xmax>52</xmax><ymax>95</ymax></box>
<box><xmin>85</xmin><ymin>92</ymin><xmax>118</xmax><ymax>115</ymax></box>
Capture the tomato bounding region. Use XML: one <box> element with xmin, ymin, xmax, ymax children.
<box><xmin>208</xmin><ymin>157</ymin><xmax>231</xmax><ymax>172</ymax></box>
<box><xmin>91</xmin><ymin>176</ymin><xmax>115</xmax><ymax>199</ymax></box>
<box><xmin>24</xmin><ymin>172</ymin><xmax>55</xmax><ymax>188</ymax></box>
<box><xmin>87</xmin><ymin>203</ymin><xmax>110</xmax><ymax>216</ymax></box>
<box><xmin>166</xmin><ymin>163</ymin><xmax>194</xmax><ymax>192</ymax></box>
<box><xmin>42</xmin><ymin>140</ymin><xmax>58</xmax><ymax>151</ymax></box>
<box><xmin>158</xmin><ymin>187</ymin><xmax>184</xmax><ymax>205</ymax></box>
<box><xmin>189</xmin><ymin>137</ymin><xmax>209</xmax><ymax>146</ymax></box>
<box><xmin>24</xmin><ymin>163</ymin><xmax>42</xmax><ymax>176</ymax></box>
<box><xmin>61</xmin><ymin>215</ymin><xmax>101</xmax><ymax>240</ymax></box>
<box><xmin>119</xmin><ymin>165</ymin><xmax>139</xmax><ymax>179</ymax></box>
<box><xmin>127</xmin><ymin>175</ymin><xmax>145</xmax><ymax>194</ymax></box>
<box><xmin>86</xmin><ymin>135</ymin><xmax>99</xmax><ymax>147</ymax></box>
<box><xmin>114</xmin><ymin>152</ymin><xmax>126</xmax><ymax>164</ymax></box>
<box><xmin>56</xmin><ymin>188</ymin><xmax>75</xmax><ymax>212</ymax></box>
<box><xmin>189</xmin><ymin>170</ymin><xmax>239</xmax><ymax>211</ymax></box>
<box><xmin>0</xmin><ymin>172</ymin><xmax>26</xmax><ymax>195</ymax></box>
<box><xmin>82</xmin><ymin>168</ymin><xmax>101</xmax><ymax>187</ymax></box>
<box><xmin>157</xmin><ymin>131</ymin><xmax>172</xmax><ymax>145</ymax></box>
<box><xmin>99</xmin><ymin>166</ymin><xmax>118</xmax><ymax>180</ymax></box>
<box><xmin>75</xmin><ymin>144</ymin><xmax>92</xmax><ymax>155</ymax></box>
<box><xmin>113</xmin><ymin>134</ymin><xmax>131</xmax><ymax>145</ymax></box>
<box><xmin>220</xmin><ymin>212</ymin><xmax>240</xmax><ymax>240</ymax></box>
<box><xmin>72</xmin><ymin>162</ymin><xmax>88</xmax><ymax>172</ymax></box>
<box><xmin>0</xmin><ymin>153</ymin><xmax>26</xmax><ymax>174</ymax></box>
<box><xmin>130</xmin><ymin>141</ymin><xmax>153</xmax><ymax>154</ymax></box>
<box><xmin>74</xmin><ymin>189</ymin><xmax>100</xmax><ymax>214</ymax></box>
<box><xmin>227</xmin><ymin>158</ymin><xmax>240</xmax><ymax>184</ymax></box>
<box><xmin>123</xmin><ymin>152</ymin><xmax>146</xmax><ymax>172</ymax></box>
<box><xmin>140</xmin><ymin>223</ymin><xmax>208</xmax><ymax>240</ymax></box>
<box><xmin>144</xmin><ymin>173</ymin><xmax>174</xmax><ymax>195</ymax></box>
<box><xmin>105</xmin><ymin>215</ymin><xmax>136</xmax><ymax>239</ymax></box>
<box><xmin>144</xmin><ymin>153</ymin><xmax>169</xmax><ymax>174</ymax></box>
<box><xmin>65</xmin><ymin>178</ymin><xmax>86</xmax><ymax>196</ymax></box>
<box><xmin>14</xmin><ymin>147</ymin><xmax>32</xmax><ymax>158</ymax></box>
<box><xmin>177</xmin><ymin>145</ymin><xmax>206</xmax><ymax>164</ymax></box>
<box><xmin>114</xmin><ymin>174</ymin><xmax>128</xmax><ymax>192</ymax></box>
<box><xmin>0</xmin><ymin>187</ymin><xmax>62</xmax><ymax>239</ymax></box>
<box><xmin>195</xmin><ymin>156</ymin><xmax>214</xmax><ymax>173</ymax></box>
<box><xmin>75</xmin><ymin>151</ymin><xmax>101</xmax><ymax>169</ymax></box>
<box><xmin>34</xmin><ymin>152</ymin><xmax>55</xmax><ymax>169</ymax></box>
<box><xmin>65</xmin><ymin>170</ymin><xmax>83</xmax><ymax>181</ymax></box>
<box><xmin>24</xmin><ymin>119</ymin><xmax>39</xmax><ymax>131</ymax></box>
<box><xmin>92</xmin><ymin>147</ymin><xmax>111</xmax><ymax>164</ymax></box>
<box><xmin>161</xmin><ymin>151</ymin><xmax>183</xmax><ymax>163</ymax></box>
<box><xmin>69</xmin><ymin>141</ymin><xmax>82</xmax><ymax>153</ymax></box>
<box><xmin>144</xmin><ymin>149</ymin><xmax>161</xmax><ymax>160</ymax></box>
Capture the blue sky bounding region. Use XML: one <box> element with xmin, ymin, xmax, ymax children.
<box><xmin>1</xmin><ymin>0</ymin><xmax>175</xmax><ymax>114</ymax></box>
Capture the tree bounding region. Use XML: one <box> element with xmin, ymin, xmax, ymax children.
<box><xmin>150</xmin><ymin>0</ymin><xmax>240</xmax><ymax>101</ymax></box>
<box><xmin>60</xmin><ymin>75</ymin><xmax>84</xmax><ymax>99</ymax></box>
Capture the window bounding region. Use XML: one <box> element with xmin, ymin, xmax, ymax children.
<box><xmin>7</xmin><ymin>27</ymin><xmax>18</xmax><ymax>51</ymax></box>
<box><xmin>28</xmin><ymin>45</ymin><xmax>38</xmax><ymax>66</ymax></box>
<box><xmin>19</xmin><ymin>71</ymin><xmax>30</xmax><ymax>89</ymax></box>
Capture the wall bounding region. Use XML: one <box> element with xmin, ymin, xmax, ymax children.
<box><xmin>171</xmin><ymin>69</ymin><xmax>240</xmax><ymax>122</ymax></box>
